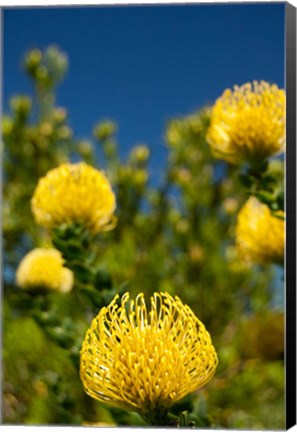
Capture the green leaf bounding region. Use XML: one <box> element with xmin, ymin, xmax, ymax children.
<box><xmin>45</xmin><ymin>326</ymin><xmax>73</xmax><ymax>349</ymax></box>
<box><xmin>33</xmin><ymin>309</ymin><xmax>60</xmax><ymax>327</ymax></box>
<box><xmin>276</xmin><ymin>191</ymin><xmax>284</xmax><ymax>211</ymax></box>
<box><xmin>239</xmin><ymin>173</ymin><xmax>253</xmax><ymax>188</ymax></box>
<box><xmin>178</xmin><ymin>410</ymin><xmax>189</xmax><ymax>427</ymax></box>
<box><xmin>188</xmin><ymin>413</ymin><xmax>210</xmax><ymax>427</ymax></box>
<box><xmin>79</xmin><ymin>285</ymin><xmax>104</xmax><ymax>309</ymax></box>
<box><xmin>255</xmin><ymin>190</ymin><xmax>275</xmax><ymax>205</ymax></box>
<box><xmin>70</xmin><ymin>261</ymin><xmax>95</xmax><ymax>284</ymax></box>
<box><xmin>94</xmin><ymin>266</ymin><xmax>113</xmax><ymax>290</ymax></box>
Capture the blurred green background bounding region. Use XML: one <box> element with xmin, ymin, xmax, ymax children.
<box><xmin>3</xmin><ymin>46</ymin><xmax>284</xmax><ymax>428</ymax></box>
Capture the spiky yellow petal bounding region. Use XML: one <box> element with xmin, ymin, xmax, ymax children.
<box><xmin>80</xmin><ymin>292</ymin><xmax>218</xmax><ymax>421</ymax></box>
<box><xmin>16</xmin><ymin>248</ymin><xmax>74</xmax><ymax>292</ymax></box>
<box><xmin>207</xmin><ymin>81</ymin><xmax>285</xmax><ymax>165</ymax></box>
<box><xmin>236</xmin><ymin>197</ymin><xmax>285</xmax><ymax>265</ymax></box>
<box><xmin>31</xmin><ymin>162</ymin><xmax>116</xmax><ymax>234</ymax></box>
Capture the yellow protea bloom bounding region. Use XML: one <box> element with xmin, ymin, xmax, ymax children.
<box><xmin>236</xmin><ymin>197</ymin><xmax>285</xmax><ymax>265</ymax></box>
<box><xmin>80</xmin><ymin>292</ymin><xmax>218</xmax><ymax>424</ymax></box>
<box><xmin>207</xmin><ymin>81</ymin><xmax>285</xmax><ymax>165</ymax></box>
<box><xmin>16</xmin><ymin>248</ymin><xmax>74</xmax><ymax>293</ymax></box>
<box><xmin>31</xmin><ymin>162</ymin><xmax>116</xmax><ymax>233</ymax></box>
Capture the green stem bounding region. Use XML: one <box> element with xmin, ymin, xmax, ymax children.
<box><xmin>141</xmin><ymin>409</ymin><xmax>170</xmax><ymax>426</ymax></box>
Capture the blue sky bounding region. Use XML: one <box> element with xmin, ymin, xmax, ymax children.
<box><xmin>3</xmin><ymin>3</ymin><xmax>285</xmax><ymax>171</ymax></box>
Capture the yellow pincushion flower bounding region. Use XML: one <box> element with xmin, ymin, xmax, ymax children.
<box><xmin>207</xmin><ymin>81</ymin><xmax>285</xmax><ymax>165</ymax></box>
<box><xmin>80</xmin><ymin>292</ymin><xmax>218</xmax><ymax>424</ymax></box>
<box><xmin>16</xmin><ymin>248</ymin><xmax>74</xmax><ymax>293</ymax></box>
<box><xmin>236</xmin><ymin>197</ymin><xmax>285</xmax><ymax>265</ymax></box>
<box><xmin>31</xmin><ymin>162</ymin><xmax>116</xmax><ymax>234</ymax></box>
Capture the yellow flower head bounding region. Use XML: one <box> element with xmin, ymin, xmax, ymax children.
<box><xmin>31</xmin><ymin>162</ymin><xmax>116</xmax><ymax>233</ymax></box>
<box><xmin>207</xmin><ymin>81</ymin><xmax>285</xmax><ymax>165</ymax></box>
<box><xmin>236</xmin><ymin>197</ymin><xmax>285</xmax><ymax>265</ymax></box>
<box><xmin>80</xmin><ymin>292</ymin><xmax>218</xmax><ymax>423</ymax></box>
<box><xmin>16</xmin><ymin>248</ymin><xmax>74</xmax><ymax>293</ymax></box>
